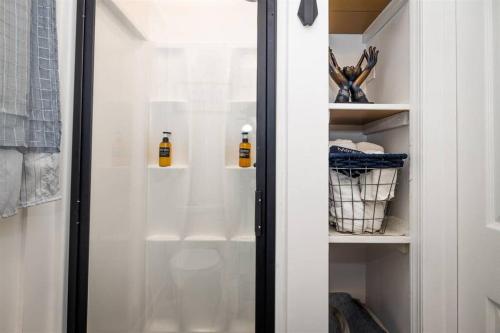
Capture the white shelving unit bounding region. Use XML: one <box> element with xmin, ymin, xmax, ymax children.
<box><xmin>328</xmin><ymin>2</ymin><xmax>412</xmax><ymax>332</ymax></box>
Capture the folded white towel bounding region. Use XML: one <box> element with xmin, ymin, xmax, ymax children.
<box><xmin>356</xmin><ymin>141</ymin><xmax>397</xmax><ymax>201</ymax></box>
<box><xmin>329</xmin><ymin>139</ymin><xmax>356</xmax><ymax>150</ymax></box>
<box><xmin>360</xmin><ymin>168</ymin><xmax>398</xmax><ymax>201</ymax></box>
<box><xmin>363</xmin><ymin>202</ymin><xmax>386</xmax><ymax>232</ymax></box>
<box><xmin>329</xmin><ymin>170</ymin><xmax>364</xmax><ymax>233</ymax></box>
<box><xmin>356</xmin><ymin>142</ymin><xmax>384</xmax><ymax>153</ymax></box>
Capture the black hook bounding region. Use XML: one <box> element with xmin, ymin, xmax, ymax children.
<box><xmin>298</xmin><ymin>0</ymin><xmax>318</xmax><ymax>26</ymax></box>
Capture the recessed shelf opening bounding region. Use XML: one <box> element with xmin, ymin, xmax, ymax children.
<box><xmin>328</xmin><ymin>1</ymin><xmax>411</xmax><ymax>332</ymax></box>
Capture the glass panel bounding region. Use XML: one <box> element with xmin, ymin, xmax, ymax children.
<box><xmin>87</xmin><ymin>0</ymin><xmax>258</xmax><ymax>331</ymax></box>
<box><xmin>495</xmin><ymin>0</ymin><xmax>500</xmax><ymax>222</ymax></box>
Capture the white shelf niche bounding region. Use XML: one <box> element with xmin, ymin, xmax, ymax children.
<box><xmin>148</xmin><ymin>100</ymin><xmax>190</xmax><ymax>166</ymax></box>
<box><xmin>329</xmin><ymin>104</ymin><xmax>409</xmax><ymax>134</ymax></box>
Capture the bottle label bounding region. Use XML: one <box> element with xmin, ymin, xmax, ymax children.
<box><xmin>160</xmin><ymin>147</ymin><xmax>170</xmax><ymax>158</ymax></box>
<box><xmin>239</xmin><ymin>148</ymin><xmax>251</xmax><ymax>159</ymax></box>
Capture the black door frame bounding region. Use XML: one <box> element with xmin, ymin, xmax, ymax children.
<box><xmin>67</xmin><ymin>0</ymin><xmax>277</xmax><ymax>332</ymax></box>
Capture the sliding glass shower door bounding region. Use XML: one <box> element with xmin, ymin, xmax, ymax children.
<box><xmin>68</xmin><ymin>0</ymin><xmax>274</xmax><ymax>331</ymax></box>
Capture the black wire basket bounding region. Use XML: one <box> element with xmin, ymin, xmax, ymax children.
<box><xmin>329</xmin><ymin>152</ymin><xmax>408</xmax><ymax>234</ymax></box>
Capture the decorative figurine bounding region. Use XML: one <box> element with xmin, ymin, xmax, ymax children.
<box><xmin>329</xmin><ymin>46</ymin><xmax>379</xmax><ymax>103</ymax></box>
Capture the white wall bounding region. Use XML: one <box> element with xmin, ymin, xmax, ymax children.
<box><xmin>0</xmin><ymin>0</ymin><xmax>76</xmax><ymax>332</ymax></box>
<box><xmin>365</xmin><ymin>3</ymin><xmax>410</xmax><ymax>104</ymax></box>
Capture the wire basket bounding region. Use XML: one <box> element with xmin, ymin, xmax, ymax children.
<box><xmin>329</xmin><ymin>152</ymin><xmax>408</xmax><ymax>234</ymax></box>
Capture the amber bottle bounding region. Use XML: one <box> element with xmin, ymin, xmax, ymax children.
<box><xmin>239</xmin><ymin>132</ymin><xmax>251</xmax><ymax>168</ymax></box>
<box><xmin>159</xmin><ymin>131</ymin><xmax>172</xmax><ymax>167</ymax></box>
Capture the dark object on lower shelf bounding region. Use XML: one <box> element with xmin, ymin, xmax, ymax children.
<box><xmin>330</xmin><ymin>293</ymin><xmax>386</xmax><ymax>333</ymax></box>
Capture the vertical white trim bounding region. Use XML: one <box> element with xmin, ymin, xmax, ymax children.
<box><xmin>275</xmin><ymin>0</ymin><xmax>289</xmax><ymax>330</ymax></box>
<box><xmin>419</xmin><ymin>0</ymin><xmax>458</xmax><ymax>332</ymax></box>
<box><xmin>277</xmin><ymin>0</ymin><xmax>330</xmax><ymax>331</ymax></box>
<box><xmin>483</xmin><ymin>0</ymin><xmax>495</xmax><ymax>226</ymax></box>
<box><xmin>409</xmin><ymin>0</ymin><xmax>423</xmax><ymax>331</ymax></box>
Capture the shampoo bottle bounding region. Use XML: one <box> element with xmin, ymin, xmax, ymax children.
<box><xmin>239</xmin><ymin>131</ymin><xmax>251</xmax><ymax>168</ymax></box>
<box><xmin>159</xmin><ymin>131</ymin><xmax>172</xmax><ymax>167</ymax></box>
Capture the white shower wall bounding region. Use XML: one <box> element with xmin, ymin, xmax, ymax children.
<box><xmin>87</xmin><ymin>0</ymin><xmax>259</xmax><ymax>332</ymax></box>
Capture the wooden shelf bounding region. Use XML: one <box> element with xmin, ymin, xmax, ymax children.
<box><xmin>329</xmin><ymin>0</ymin><xmax>409</xmax><ymax>42</ymax></box>
<box><xmin>329</xmin><ymin>0</ymin><xmax>390</xmax><ymax>34</ymax></box>
<box><xmin>329</xmin><ymin>103</ymin><xmax>409</xmax><ymax>126</ymax></box>
<box><xmin>329</xmin><ymin>225</ymin><xmax>410</xmax><ymax>244</ymax></box>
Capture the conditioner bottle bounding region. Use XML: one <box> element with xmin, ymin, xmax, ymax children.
<box><xmin>159</xmin><ymin>131</ymin><xmax>172</xmax><ymax>167</ymax></box>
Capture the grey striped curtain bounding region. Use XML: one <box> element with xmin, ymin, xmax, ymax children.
<box><xmin>0</xmin><ymin>0</ymin><xmax>61</xmax><ymax>218</ymax></box>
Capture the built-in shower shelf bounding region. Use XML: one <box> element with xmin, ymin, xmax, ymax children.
<box><xmin>150</xmin><ymin>99</ymin><xmax>188</xmax><ymax>104</ymax></box>
<box><xmin>229</xmin><ymin>100</ymin><xmax>256</xmax><ymax>105</ymax></box>
<box><xmin>225</xmin><ymin>166</ymin><xmax>256</xmax><ymax>171</ymax></box>
<box><xmin>148</xmin><ymin>165</ymin><xmax>188</xmax><ymax>170</ymax></box>
<box><xmin>146</xmin><ymin>234</ymin><xmax>256</xmax><ymax>242</ymax></box>
<box><xmin>230</xmin><ymin>235</ymin><xmax>256</xmax><ymax>242</ymax></box>
<box><xmin>184</xmin><ymin>235</ymin><xmax>227</xmax><ymax>241</ymax></box>
<box><xmin>146</xmin><ymin>235</ymin><xmax>181</xmax><ymax>242</ymax></box>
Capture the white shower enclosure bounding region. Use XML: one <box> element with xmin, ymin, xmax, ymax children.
<box><xmin>69</xmin><ymin>0</ymin><xmax>271</xmax><ymax>332</ymax></box>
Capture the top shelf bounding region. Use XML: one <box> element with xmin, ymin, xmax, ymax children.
<box><xmin>329</xmin><ymin>0</ymin><xmax>390</xmax><ymax>34</ymax></box>
<box><xmin>329</xmin><ymin>103</ymin><xmax>409</xmax><ymax>126</ymax></box>
<box><xmin>329</xmin><ymin>0</ymin><xmax>408</xmax><ymax>43</ymax></box>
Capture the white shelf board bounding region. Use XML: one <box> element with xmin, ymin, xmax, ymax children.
<box><xmin>225</xmin><ymin>165</ymin><xmax>256</xmax><ymax>171</ymax></box>
<box><xmin>184</xmin><ymin>235</ymin><xmax>227</xmax><ymax>241</ymax></box>
<box><xmin>146</xmin><ymin>235</ymin><xmax>181</xmax><ymax>242</ymax></box>
<box><xmin>146</xmin><ymin>234</ymin><xmax>255</xmax><ymax>242</ymax></box>
<box><xmin>229</xmin><ymin>99</ymin><xmax>256</xmax><ymax>104</ymax></box>
<box><xmin>148</xmin><ymin>164</ymin><xmax>188</xmax><ymax>170</ymax></box>
<box><xmin>329</xmin><ymin>226</ymin><xmax>410</xmax><ymax>244</ymax></box>
<box><xmin>329</xmin><ymin>103</ymin><xmax>409</xmax><ymax>126</ymax></box>
<box><xmin>150</xmin><ymin>99</ymin><xmax>188</xmax><ymax>104</ymax></box>
<box><xmin>230</xmin><ymin>235</ymin><xmax>256</xmax><ymax>242</ymax></box>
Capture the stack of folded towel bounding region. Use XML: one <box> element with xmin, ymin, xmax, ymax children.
<box><xmin>329</xmin><ymin>140</ymin><xmax>364</xmax><ymax>233</ymax></box>
<box><xmin>329</xmin><ymin>139</ymin><xmax>398</xmax><ymax>233</ymax></box>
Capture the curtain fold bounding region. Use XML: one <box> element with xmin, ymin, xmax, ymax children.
<box><xmin>0</xmin><ymin>0</ymin><xmax>61</xmax><ymax>219</ymax></box>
